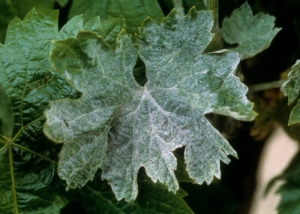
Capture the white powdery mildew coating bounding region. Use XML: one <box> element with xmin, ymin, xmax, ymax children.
<box><xmin>45</xmin><ymin>8</ymin><xmax>256</xmax><ymax>202</ymax></box>
<box><xmin>281</xmin><ymin>60</ymin><xmax>300</xmax><ymax>125</ymax></box>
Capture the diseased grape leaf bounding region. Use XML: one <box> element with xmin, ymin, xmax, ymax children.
<box><xmin>44</xmin><ymin>8</ymin><xmax>256</xmax><ymax>202</ymax></box>
<box><xmin>221</xmin><ymin>2</ymin><xmax>281</xmax><ymax>60</ymax></box>
<box><xmin>78</xmin><ymin>170</ymin><xmax>192</xmax><ymax>214</ymax></box>
<box><xmin>281</xmin><ymin>60</ymin><xmax>300</xmax><ymax>125</ymax></box>
<box><xmin>69</xmin><ymin>0</ymin><xmax>164</xmax><ymax>34</ymax></box>
<box><xmin>264</xmin><ymin>152</ymin><xmax>300</xmax><ymax>214</ymax></box>
<box><xmin>282</xmin><ymin>61</ymin><xmax>300</xmax><ymax>105</ymax></box>
<box><xmin>0</xmin><ymin>8</ymin><xmax>123</xmax><ymax>213</ymax></box>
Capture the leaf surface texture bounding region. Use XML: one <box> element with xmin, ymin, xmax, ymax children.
<box><xmin>281</xmin><ymin>60</ymin><xmax>300</xmax><ymax>125</ymax></box>
<box><xmin>44</xmin><ymin>8</ymin><xmax>256</xmax><ymax>202</ymax></box>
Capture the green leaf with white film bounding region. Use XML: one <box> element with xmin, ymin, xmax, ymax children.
<box><xmin>44</xmin><ymin>8</ymin><xmax>256</xmax><ymax>202</ymax></box>
<box><xmin>281</xmin><ymin>60</ymin><xmax>300</xmax><ymax>125</ymax></box>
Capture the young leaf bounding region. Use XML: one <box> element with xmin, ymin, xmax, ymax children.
<box><xmin>44</xmin><ymin>8</ymin><xmax>256</xmax><ymax>202</ymax></box>
<box><xmin>221</xmin><ymin>2</ymin><xmax>281</xmax><ymax>60</ymax></box>
<box><xmin>78</xmin><ymin>170</ymin><xmax>193</xmax><ymax>214</ymax></box>
<box><xmin>281</xmin><ymin>60</ymin><xmax>300</xmax><ymax>125</ymax></box>
<box><xmin>69</xmin><ymin>0</ymin><xmax>164</xmax><ymax>34</ymax></box>
<box><xmin>0</xmin><ymin>8</ymin><xmax>121</xmax><ymax>213</ymax></box>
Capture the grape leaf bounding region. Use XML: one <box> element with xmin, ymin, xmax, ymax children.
<box><xmin>221</xmin><ymin>2</ymin><xmax>281</xmax><ymax>60</ymax></box>
<box><xmin>281</xmin><ymin>60</ymin><xmax>300</xmax><ymax>125</ymax></box>
<box><xmin>44</xmin><ymin>8</ymin><xmax>256</xmax><ymax>202</ymax></box>
<box><xmin>0</xmin><ymin>0</ymin><xmax>71</xmax><ymax>44</ymax></box>
<box><xmin>78</xmin><ymin>170</ymin><xmax>192</xmax><ymax>214</ymax></box>
<box><xmin>0</xmin><ymin>8</ymin><xmax>122</xmax><ymax>213</ymax></box>
<box><xmin>264</xmin><ymin>152</ymin><xmax>300</xmax><ymax>214</ymax></box>
<box><xmin>69</xmin><ymin>0</ymin><xmax>164</xmax><ymax>34</ymax></box>
<box><xmin>11</xmin><ymin>0</ymin><xmax>55</xmax><ymax>18</ymax></box>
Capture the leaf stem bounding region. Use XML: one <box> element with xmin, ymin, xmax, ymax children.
<box><xmin>205</xmin><ymin>0</ymin><xmax>218</xmax><ymax>26</ymax></box>
<box><xmin>205</xmin><ymin>0</ymin><xmax>218</xmax><ymax>11</ymax></box>
<box><xmin>247</xmin><ymin>79</ymin><xmax>286</xmax><ymax>92</ymax></box>
<box><xmin>9</xmin><ymin>145</ymin><xmax>19</xmax><ymax>214</ymax></box>
<box><xmin>0</xmin><ymin>139</ymin><xmax>7</xmax><ymax>145</ymax></box>
<box><xmin>204</xmin><ymin>0</ymin><xmax>223</xmax><ymax>52</ymax></box>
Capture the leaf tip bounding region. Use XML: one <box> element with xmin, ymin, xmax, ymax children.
<box><xmin>186</xmin><ymin>6</ymin><xmax>197</xmax><ymax>15</ymax></box>
<box><xmin>141</xmin><ymin>16</ymin><xmax>157</xmax><ymax>29</ymax></box>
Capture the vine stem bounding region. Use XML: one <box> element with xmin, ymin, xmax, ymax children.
<box><xmin>205</xmin><ymin>0</ymin><xmax>219</xmax><ymax>28</ymax></box>
<box><xmin>247</xmin><ymin>79</ymin><xmax>287</xmax><ymax>92</ymax></box>
<box><xmin>204</xmin><ymin>0</ymin><xmax>223</xmax><ymax>52</ymax></box>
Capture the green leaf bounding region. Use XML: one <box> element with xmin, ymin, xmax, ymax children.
<box><xmin>79</xmin><ymin>170</ymin><xmax>193</xmax><ymax>214</ymax></box>
<box><xmin>9</xmin><ymin>0</ymin><xmax>55</xmax><ymax>18</ymax></box>
<box><xmin>44</xmin><ymin>8</ymin><xmax>256</xmax><ymax>202</ymax></box>
<box><xmin>281</xmin><ymin>61</ymin><xmax>300</xmax><ymax>125</ymax></box>
<box><xmin>221</xmin><ymin>2</ymin><xmax>281</xmax><ymax>60</ymax></box>
<box><xmin>265</xmin><ymin>152</ymin><xmax>300</xmax><ymax>214</ymax></box>
<box><xmin>0</xmin><ymin>8</ymin><xmax>121</xmax><ymax>213</ymax></box>
<box><xmin>84</xmin><ymin>17</ymin><xmax>126</xmax><ymax>47</ymax></box>
<box><xmin>69</xmin><ymin>0</ymin><xmax>164</xmax><ymax>34</ymax></box>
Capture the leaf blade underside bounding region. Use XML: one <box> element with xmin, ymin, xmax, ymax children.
<box><xmin>45</xmin><ymin>8</ymin><xmax>256</xmax><ymax>202</ymax></box>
